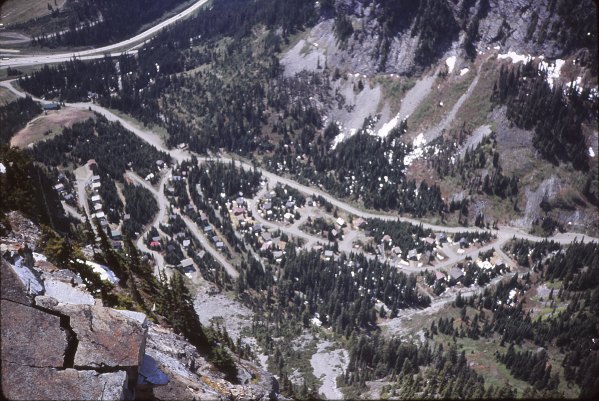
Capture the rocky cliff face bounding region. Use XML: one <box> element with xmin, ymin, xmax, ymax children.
<box><xmin>1</xmin><ymin>212</ymin><xmax>280</xmax><ymax>400</ymax></box>
<box><xmin>287</xmin><ymin>0</ymin><xmax>597</xmax><ymax>76</ymax></box>
<box><xmin>1</xmin><ymin>257</ymin><xmax>150</xmax><ymax>400</ymax></box>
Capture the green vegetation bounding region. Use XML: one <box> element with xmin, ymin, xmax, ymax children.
<box><xmin>122</xmin><ymin>183</ymin><xmax>159</xmax><ymax>237</ymax></box>
<box><xmin>492</xmin><ymin>62</ymin><xmax>596</xmax><ymax>171</ymax></box>
<box><xmin>0</xmin><ymin>96</ymin><xmax>42</xmax><ymax>145</ymax></box>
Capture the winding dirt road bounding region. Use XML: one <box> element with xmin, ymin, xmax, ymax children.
<box><xmin>2</xmin><ymin>79</ymin><xmax>597</xmax><ymax>279</ymax></box>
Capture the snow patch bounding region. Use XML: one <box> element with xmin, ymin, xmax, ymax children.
<box><xmin>445</xmin><ymin>56</ymin><xmax>456</xmax><ymax>74</ymax></box>
<box><xmin>76</xmin><ymin>259</ymin><xmax>120</xmax><ymax>284</ymax></box>
<box><xmin>498</xmin><ymin>51</ymin><xmax>532</xmax><ymax>64</ymax></box>
<box><xmin>377</xmin><ymin>113</ymin><xmax>404</xmax><ymax>138</ymax></box>
<box><xmin>403</xmin><ymin>133</ymin><xmax>427</xmax><ymax>166</ymax></box>
<box><xmin>538</xmin><ymin>58</ymin><xmax>565</xmax><ymax>89</ymax></box>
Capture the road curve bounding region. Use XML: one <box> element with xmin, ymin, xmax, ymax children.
<box><xmin>0</xmin><ymin>0</ymin><xmax>210</xmax><ymax>69</ymax></box>
<box><xmin>2</xmin><ymin>79</ymin><xmax>598</xmax><ymax>250</ymax></box>
<box><xmin>125</xmin><ymin>169</ymin><xmax>239</xmax><ymax>278</ymax></box>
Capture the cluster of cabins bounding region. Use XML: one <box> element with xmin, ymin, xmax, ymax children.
<box><xmin>53</xmin><ymin>173</ymin><xmax>76</xmax><ymax>204</ymax></box>
<box><xmin>256</xmin><ymin>191</ymin><xmax>299</xmax><ymax>223</ymax></box>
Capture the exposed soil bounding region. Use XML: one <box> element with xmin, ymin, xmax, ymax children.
<box><xmin>10</xmin><ymin>107</ymin><xmax>94</xmax><ymax>148</ymax></box>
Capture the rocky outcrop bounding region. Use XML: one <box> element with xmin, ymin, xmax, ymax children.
<box><xmin>3</xmin><ymin>363</ymin><xmax>128</xmax><ymax>401</ymax></box>
<box><xmin>1</xmin><ymin>299</ymin><xmax>68</xmax><ymax>368</ymax></box>
<box><xmin>146</xmin><ymin>323</ymin><xmax>279</xmax><ymax>401</ymax></box>
<box><xmin>35</xmin><ymin>297</ymin><xmax>147</xmax><ymax>370</ymax></box>
<box><xmin>1</xmin><ymin>253</ymin><xmax>156</xmax><ymax>400</ymax></box>
<box><xmin>284</xmin><ymin>0</ymin><xmax>596</xmax><ymax>77</ymax></box>
<box><xmin>2</xmin><ymin>213</ymin><xmax>280</xmax><ymax>400</ymax></box>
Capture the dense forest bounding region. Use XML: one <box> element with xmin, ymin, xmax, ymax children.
<box><xmin>492</xmin><ymin>61</ymin><xmax>596</xmax><ymax>171</ymax></box>
<box><xmin>428</xmin><ymin>239</ymin><xmax>599</xmax><ymax>398</ymax></box>
<box><xmin>0</xmin><ymin>97</ymin><xmax>42</xmax><ymax>145</ymax></box>
<box><xmin>29</xmin><ymin>114</ymin><xmax>170</xmax><ymax>180</ymax></box>
<box><xmin>0</xmin><ymin>146</ymin><xmax>70</xmax><ymax>234</ymax></box>
<box><xmin>122</xmin><ymin>184</ymin><xmax>159</xmax><ymax>237</ymax></box>
<box><xmin>31</xmin><ymin>0</ymin><xmax>190</xmax><ymax>47</ymax></box>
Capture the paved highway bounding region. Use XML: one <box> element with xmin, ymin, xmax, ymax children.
<box><xmin>0</xmin><ymin>0</ymin><xmax>210</xmax><ymax>68</ymax></box>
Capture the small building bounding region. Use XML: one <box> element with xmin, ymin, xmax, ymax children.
<box><xmin>449</xmin><ymin>267</ymin><xmax>464</xmax><ymax>281</ymax></box>
<box><xmin>391</xmin><ymin>246</ymin><xmax>402</xmax><ymax>255</ymax></box>
<box><xmin>54</xmin><ymin>183</ymin><xmax>65</xmax><ymax>191</ymax></box>
<box><xmin>182</xmin><ymin>239</ymin><xmax>191</xmax><ymax>248</ymax></box>
<box><xmin>91</xmin><ymin>175</ymin><xmax>101</xmax><ymax>182</ymax></box>
<box><xmin>272</xmin><ymin>251</ymin><xmax>284</xmax><ymax>259</ymax></box>
<box><xmin>458</xmin><ymin>237</ymin><xmax>468</xmax><ymax>248</ymax></box>
<box><xmin>216</xmin><ymin>242</ymin><xmax>224</xmax><ymax>249</ymax></box>
<box><xmin>336</xmin><ymin>217</ymin><xmax>346</xmax><ymax>227</ymax></box>
<box><xmin>353</xmin><ymin>218</ymin><xmax>367</xmax><ymax>229</ymax></box>
<box><xmin>91</xmin><ymin>182</ymin><xmax>101</xmax><ymax>190</ymax></box>
<box><xmin>324</xmin><ymin>250</ymin><xmax>334</xmax><ymax>258</ymax></box>
<box><xmin>111</xmin><ymin>229</ymin><xmax>121</xmax><ymax>240</ymax></box>
<box><xmin>43</xmin><ymin>103</ymin><xmax>60</xmax><ymax>111</ymax></box>
<box><xmin>95</xmin><ymin>211</ymin><xmax>106</xmax><ymax>219</ymax></box>
<box><xmin>180</xmin><ymin>258</ymin><xmax>194</xmax><ymax>269</ymax></box>
<box><xmin>252</xmin><ymin>224</ymin><xmax>262</xmax><ymax>233</ymax></box>
<box><xmin>203</xmin><ymin>225</ymin><xmax>213</xmax><ymax>233</ymax></box>
<box><xmin>91</xmin><ymin>195</ymin><xmax>101</xmax><ymax>202</ymax></box>
<box><xmin>262</xmin><ymin>202</ymin><xmax>272</xmax><ymax>211</ymax></box>
<box><xmin>261</xmin><ymin>232</ymin><xmax>272</xmax><ymax>242</ymax></box>
<box><xmin>152</xmin><ymin>236</ymin><xmax>161</xmax><ymax>242</ymax></box>
<box><xmin>94</xmin><ymin>203</ymin><xmax>102</xmax><ymax>211</ymax></box>
<box><xmin>435</xmin><ymin>271</ymin><xmax>446</xmax><ymax>281</ymax></box>
<box><xmin>437</xmin><ymin>233</ymin><xmax>447</xmax><ymax>243</ymax></box>
<box><xmin>407</xmin><ymin>249</ymin><xmax>418</xmax><ymax>260</ymax></box>
<box><xmin>330</xmin><ymin>229</ymin><xmax>339</xmax><ymax>238</ymax></box>
<box><xmin>285</xmin><ymin>201</ymin><xmax>295</xmax><ymax>209</ymax></box>
<box><xmin>150</xmin><ymin>241</ymin><xmax>161</xmax><ymax>248</ymax></box>
<box><xmin>232</xmin><ymin>207</ymin><xmax>245</xmax><ymax>215</ymax></box>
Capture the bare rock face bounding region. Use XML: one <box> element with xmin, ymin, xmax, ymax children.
<box><xmin>146</xmin><ymin>324</ymin><xmax>279</xmax><ymax>401</ymax></box>
<box><xmin>2</xmin><ymin>362</ymin><xmax>127</xmax><ymax>401</ymax></box>
<box><xmin>35</xmin><ymin>296</ymin><xmax>147</xmax><ymax>369</ymax></box>
<box><xmin>1</xmin><ymin>300</ymin><xmax>68</xmax><ymax>368</ymax></box>
<box><xmin>1</xmin><ymin>259</ymin><xmax>31</xmax><ymax>305</ymax></box>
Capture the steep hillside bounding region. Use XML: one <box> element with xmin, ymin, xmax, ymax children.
<box><xmin>294</xmin><ymin>0</ymin><xmax>598</xmax><ymax>76</ymax></box>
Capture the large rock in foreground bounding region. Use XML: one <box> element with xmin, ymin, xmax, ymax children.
<box><xmin>2</xmin><ymin>362</ymin><xmax>127</xmax><ymax>401</ymax></box>
<box><xmin>1</xmin><ymin>299</ymin><xmax>68</xmax><ymax>368</ymax></box>
<box><xmin>35</xmin><ymin>296</ymin><xmax>147</xmax><ymax>369</ymax></box>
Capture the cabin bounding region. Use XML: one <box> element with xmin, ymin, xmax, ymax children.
<box><xmin>449</xmin><ymin>267</ymin><xmax>464</xmax><ymax>281</ymax></box>
<box><xmin>43</xmin><ymin>103</ymin><xmax>61</xmax><ymax>111</ymax></box>
<box><xmin>180</xmin><ymin>258</ymin><xmax>194</xmax><ymax>270</ymax></box>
